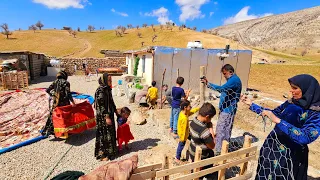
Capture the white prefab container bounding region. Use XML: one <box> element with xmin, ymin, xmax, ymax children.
<box><xmin>124</xmin><ymin>46</ymin><xmax>252</xmax><ymax>95</ymax></box>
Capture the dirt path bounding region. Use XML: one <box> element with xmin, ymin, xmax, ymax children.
<box><xmin>63</xmin><ymin>38</ymin><xmax>92</xmax><ymax>58</ymax></box>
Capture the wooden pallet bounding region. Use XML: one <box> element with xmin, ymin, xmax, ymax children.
<box><xmin>0</xmin><ymin>71</ymin><xmax>29</xmax><ymax>90</ymax></box>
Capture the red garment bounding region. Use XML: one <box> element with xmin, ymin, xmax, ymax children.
<box><xmin>52</xmin><ymin>101</ymin><xmax>96</xmax><ymax>137</ymax></box>
<box><xmin>117</xmin><ymin>123</ymin><xmax>134</xmax><ymax>145</ymax></box>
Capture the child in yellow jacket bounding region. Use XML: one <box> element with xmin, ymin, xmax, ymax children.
<box><xmin>146</xmin><ymin>81</ymin><xmax>158</xmax><ymax>109</ymax></box>
<box><xmin>175</xmin><ymin>99</ymin><xmax>200</xmax><ymax>164</ymax></box>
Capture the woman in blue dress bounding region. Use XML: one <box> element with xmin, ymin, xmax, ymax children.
<box><xmin>241</xmin><ymin>74</ymin><xmax>320</xmax><ymax>180</ymax></box>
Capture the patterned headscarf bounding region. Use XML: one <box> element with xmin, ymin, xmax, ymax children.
<box><xmin>288</xmin><ymin>74</ymin><xmax>320</xmax><ymax>110</ymax></box>
<box><xmin>56</xmin><ymin>71</ymin><xmax>68</xmax><ymax>80</ymax></box>
<box><xmin>98</xmin><ymin>73</ymin><xmax>110</xmax><ymax>88</ymax></box>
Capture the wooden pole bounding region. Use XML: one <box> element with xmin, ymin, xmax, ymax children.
<box><xmin>240</xmin><ymin>135</ymin><xmax>252</xmax><ymax>175</ymax></box>
<box><xmin>200</xmin><ymin>66</ymin><xmax>206</xmax><ymax>105</ymax></box>
<box><xmin>177</xmin><ymin>68</ymin><xmax>179</xmax><ymax>77</ymax></box>
<box><xmin>218</xmin><ymin>140</ymin><xmax>229</xmax><ymax>180</ymax></box>
<box><xmin>162</xmin><ymin>154</ymin><xmax>169</xmax><ymax>180</ymax></box>
<box><xmin>160</xmin><ymin>68</ymin><xmax>166</xmax><ymax>109</ymax></box>
<box><xmin>194</xmin><ymin>146</ymin><xmax>203</xmax><ymax>180</ymax></box>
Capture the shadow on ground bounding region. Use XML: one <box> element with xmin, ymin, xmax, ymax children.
<box><xmin>64</xmin><ymin>128</ymin><xmax>96</xmax><ymax>146</ymax></box>
<box><xmin>31</xmin><ymin>76</ymin><xmax>56</xmax><ymax>84</ymax></box>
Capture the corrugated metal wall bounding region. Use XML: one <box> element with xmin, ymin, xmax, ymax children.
<box><xmin>153</xmin><ymin>47</ymin><xmax>252</xmax><ymax>94</ymax></box>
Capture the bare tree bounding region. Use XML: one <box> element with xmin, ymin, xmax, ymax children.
<box><xmin>152</xmin><ymin>27</ymin><xmax>156</xmax><ymax>32</ymax></box>
<box><xmin>179</xmin><ymin>26</ymin><xmax>183</xmax><ymax>31</ymax></box>
<box><xmin>88</xmin><ymin>25</ymin><xmax>95</xmax><ymax>32</ymax></box>
<box><xmin>152</xmin><ymin>34</ymin><xmax>158</xmax><ymax>43</ymax></box>
<box><xmin>67</xmin><ymin>28</ymin><xmax>73</xmax><ymax>35</ymax></box>
<box><xmin>151</xmin><ymin>24</ymin><xmax>154</xmax><ymax>28</ymax></box>
<box><xmin>77</xmin><ymin>27</ymin><xmax>81</xmax><ymax>32</ymax></box>
<box><xmin>136</xmin><ymin>25</ymin><xmax>139</xmax><ymax>29</ymax></box>
<box><xmin>120</xmin><ymin>26</ymin><xmax>126</xmax><ymax>34</ymax></box>
<box><xmin>35</xmin><ymin>21</ymin><xmax>44</xmax><ymax>30</ymax></box>
<box><xmin>1</xmin><ymin>23</ymin><xmax>12</xmax><ymax>39</ymax></box>
<box><xmin>127</xmin><ymin>24</ymin><xmax>130</xmax><ymax>29</ymax></box>
<box><xmin>137</xmin><ymin>32</ymin><xmax>142</xmax><ymax>38</ymax></box>
<box><xmin>202</xmin><ymin>29</ymin><xmax>207</xmax><ymax>33</ymax></box>
<box><xmin>301</xmin><ymin>49</ymin><xmax>307</xmax><ymax>56</ymax></box>
<box><xmin>160</xmin><ymin>25</ymin><xmax>163</xmax><ymax>30</ymax></box>
<box><xmin>29</xmin><ymin>25</ymin><xmax>37</xmax><ymax>33</ymax></box>
<box><xmin>165</xmin><ymin>22</ymin><xmax>173</xmax><ymax>30</ymax></box>
<box><xmin>71</xmin><ymin>31</ymin><xmax>77</xmax><ymax>38</ymax></box>
<box><xmin>115</xmin><ymin>30</ymin><xmax>122</xmax><ymax>37</ymax></box>
<box><xmin>142</xmin><ymin>23</ymin><xmax>148</xmax><ymax>28</ymax></box>
<box><xmin>193</xmin><ymin>27</ymin><xmax>197</xmax><ymax>31</ymax></box>
<box><xmin>141</xmin><ymin>41</ymin><xmax>144</xmax><ymax>47</ymax></box>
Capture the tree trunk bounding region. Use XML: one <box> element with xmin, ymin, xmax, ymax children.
<box><xmin>6</xmin><ymin>34</ymin><xmax>9</xmax><ymax>39</ymax></box>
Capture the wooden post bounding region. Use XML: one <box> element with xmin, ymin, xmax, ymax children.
<box><xmin>200</xmin><ymin>66</ymin><xmax>206</xmax><ymax>105</ymax></box>
<box><xmin>177</xmin><ymin>68</ymin><xmax>179</xmax><ymax>77</ymax></box>
<box><xmin>194</xmin><ymin>146</ymin><xmax>203</xmax><ymax>180</ymax></box>
<box><xmin>218</xmin><ymin>140</ymin><xmax>229</xmax><ymax>180</ymax></box>
<box><xmin>160</xmin><ymin>69</ymin><xmax>166</xmax><ymax>109</ymax></box>
<box><xmin>240</xmin><ymin>135</ymin><xmax>252</xmax><ymax>175</ymax></box>
<box><xmin>162</xmin><ymin>154</ymin><xmax>169</xmax><ymax>180</ymax></box>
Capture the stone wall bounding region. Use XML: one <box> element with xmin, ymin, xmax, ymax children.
<box><xmin>100</xmin><ymin>50</ymin><xmax>125</xmax><ymax>58</ymax></box>
<box><xmin>57</xmin><ymin>57</ymin><xmax>126</xmax><ymax>75</ymax></box>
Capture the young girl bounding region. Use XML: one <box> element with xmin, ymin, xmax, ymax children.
<box><xmin>175</xmin><ymin>100</ymin><xmax>200</xmax><ymax>164</ymax></box>
<box><xmin>116</xmin><ymin>107</ymin><xmax>134</xmax><ymax>151</ymax></box>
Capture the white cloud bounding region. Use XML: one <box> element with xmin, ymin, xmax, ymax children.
<box><xmin>144</xmin><ymin>7</ymin><xmax>173</xmax><ymax>25</ymax></box>
<box><xmin>214</xmin><ymin>1</ymin><xmax>218</xmax><ymax>5</ymax></box>
<box><xmin>175</xmin><ymin>0</ymin><xmax>209</xmax><ymax>23</ymax></box>
<box><xmin>223</xmin><ymin>6</ymin><xmax>273</xmax><ymax>25</ymax></box>
<box><xmin>32</xmin><ymin>0</ymin><xmax>90</xmax><ymax>9</ymax></box>
<box><xmin>111</xmin><ymin>8</ymin><xmax>128</xmax><ymax>17</ymax></box>
<box><xmin>210</xmin><ymin>12</ymin><xmax>214</xmax><ymax>17</ymax></box>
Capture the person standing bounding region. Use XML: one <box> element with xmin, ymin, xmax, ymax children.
<box><xmin>241</xmin><ymin>74</ymin><xmax>320</xmax><ymax>180</ymax></box>
<box><xmin>201</xmin><ymin>64</ymin><xmax>242</xmax><ymax>154</ymax></box>
<box><xmin>94</xmin><ymin>73</ymin><xmax>118</xmax><ymax>161</ymax></box>
<box><xmin>42</xmin><ymin>71</ymin><xmax>75</xmax><ymax>137</ymax></box>
<box><xmin>170</xmin><ymin>77</ymin><xmax>190</xmax><ymax>138</ymax></box>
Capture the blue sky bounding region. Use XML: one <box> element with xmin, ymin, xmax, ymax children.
<box><xmin>0</xmin><ymin>0</ymin><xmax>319</xmax><ymax>31</ymax></box>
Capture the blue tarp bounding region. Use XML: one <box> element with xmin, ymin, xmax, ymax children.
<box><xmin>71</xmin><ymin>92</ymin><xmax>94</xmax><ymax>105</ymax></box>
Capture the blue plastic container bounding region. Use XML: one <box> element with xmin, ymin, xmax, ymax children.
<box><xmin>118</xmin><ymin>80</ymin><xmax>123</xmax><ymax>85</ymax></box>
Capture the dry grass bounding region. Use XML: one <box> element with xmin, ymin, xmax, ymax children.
<box><xmin>0</xmin><ymin>27</ymin><xmax>242</xmax><ymax>58</ymax></box>
<box><xmin>0</xmin><ymin>30</ymin><xmax>83</xmax><ymax>57</ymax></box>
<box><xmin>248</xmin><ymin>64</ymin><xmax>320</xmax><ymax>98</ymax></box>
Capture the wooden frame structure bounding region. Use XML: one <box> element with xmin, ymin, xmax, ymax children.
<box><xmin>130</xmin><ymin>135</ymin><xmax>257</xmax><ymax>180</ymax></box>
<box><xmin>0</xmin><ymin>71</ymin><xmax>29</xmax><ymax>90</ymax></box>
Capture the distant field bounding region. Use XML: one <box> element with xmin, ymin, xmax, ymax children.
<box><xmin>249</xmin><ymin>64</ymin><xmax>320</xmax><ymax>98</ymax></box>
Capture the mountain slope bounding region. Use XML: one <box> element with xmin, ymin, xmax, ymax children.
<box><xmin>212</xmin><ymin>6</ymin><xmax>320</xmax><ymax>57</ymax></box>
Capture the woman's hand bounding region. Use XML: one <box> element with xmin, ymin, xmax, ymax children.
<box><xmin>105</xmin><ymin>117</ymin><xmax>112</xmax><ymax>125</ymax></box>
<box><xmin>262</xmin><ymin>110</ymin><xmax>281</xmax><ymax>124</ymax></box>
<box><xmin>241</xmin><ymin>95</ymin><xmax>252</xmax><ymax>106</ymax></box>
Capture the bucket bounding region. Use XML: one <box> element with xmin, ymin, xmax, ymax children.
<box><xmin>118</xmin><ymin>80</ymin><xmax>123</xmax><ymax>85</ymax></box>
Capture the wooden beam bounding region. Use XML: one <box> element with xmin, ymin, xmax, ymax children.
<box><xmin>130</xmin><ymin>171</ymin><xmax>156</xmax><ymax>180</ymax></box>
<box><xmin>133</xmin><ymin>163</ymin><xmax>162</xmax><ymax>174</ymax></box>
<box><xmin>160</xmin><ymin>69</ymin><xmax>166</xmax><ymax>109</ymax></box>
<box><xmin>200</xmin><ymin>66</ymin><xmax>205</xmax><ymax>105</ymax></box>
<box><xmin>218</xmin><ymin>140</ymin><xmax>229</xmax><ymax>180</ymax></box>
<box><xmin>172</xmin><ymin>155</ymin><xmax>256</xmax><ymax>180</ymax></box>
<box><xmin>162</xmin><ymin>154</ymin><xmax>169</xmax><ymax>180</ymax></box>
<box><xmin>240</xmin><ymin>135</ymin><xmax>252</xmax><ymax>175</ymax></box>
<box><xmin>156</xmin><ymin>146</ymin><xmax>257</xmax><ymax>178</ymax></box>
<box><xmin>194</xmin><ymin>146</ymin><xmax>203</xmax><ymax>180</ymax></box>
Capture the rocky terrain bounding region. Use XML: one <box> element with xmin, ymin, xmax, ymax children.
<box><xmin>212</xmin><ymin>6</ymin><xmax>320</xmax><ymax>53</ymax></box>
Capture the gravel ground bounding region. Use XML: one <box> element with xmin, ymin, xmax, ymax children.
<box><xmin>0</xmin><ymin>75</ymin><xmax>177</xmax><ymax>180</ymax></box>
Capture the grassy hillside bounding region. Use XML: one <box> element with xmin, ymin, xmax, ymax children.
<box><xmin>1</xmin><ymin>26</ymin><xmax>319</xmax><ymax>65</ymax></box>
<box><xmin>0</xmin><ymin>27</ymin><xmax>242</xmax><ymax>58</ymax></box>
